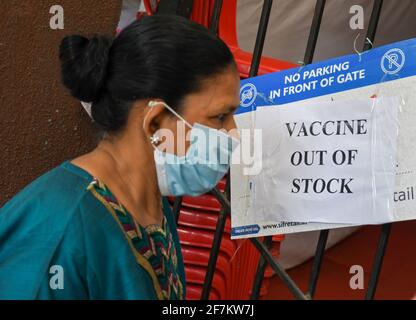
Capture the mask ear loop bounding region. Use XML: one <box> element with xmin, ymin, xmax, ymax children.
<box><xmin>145</xmin><ymin>100</ymin><xmax>194</xmax><ymax>153</ymax></box>
<box><xmin>148</xmin><ymin>100</ymin><xmax>193</xmax><ymax>129</ymax></box>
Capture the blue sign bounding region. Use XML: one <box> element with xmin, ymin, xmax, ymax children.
<box><xmin>232</xmin><ymin>38</ymin><xmax>416</xmax><ymax>237</ymax></box>
<box><xmin>236</xmin><ymin>38</ymin><xmax>416</xmax><ymax>115</ymax></box>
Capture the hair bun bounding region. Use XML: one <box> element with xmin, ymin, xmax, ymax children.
<box><xmin>59</xmin><ymin>35</ymin><xmax>113</xmax><ymax>102</ymax></box>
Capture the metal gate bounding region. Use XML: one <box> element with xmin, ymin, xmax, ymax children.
<box><xmin>163</xmin><ymin>0</ymin><xmax>389</xmax><ymax>300</ymax></box>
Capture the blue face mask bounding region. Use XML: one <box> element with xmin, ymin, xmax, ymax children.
<box><xmin>146</xmin><ymin>101</ymin><xmax>239</xmax><ymax>196</ymax></box>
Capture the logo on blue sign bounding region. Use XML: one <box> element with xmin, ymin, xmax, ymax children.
<box><xmin>240</xmin><ymin>83</ymin><xmax>257</xmax><ymax>107</ymax></box>
<box><xmin>231</xmin><ymin>224</ymin><xmax>260</xmax><ymax>236</ymax></box>
<box><xmin>381</xmin><ymin>48</ymin><xmax>405</xmax><ymax>75</ymax></box>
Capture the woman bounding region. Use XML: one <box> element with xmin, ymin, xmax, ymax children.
<box><xmin>0</xmin><ymin>15</ymin><xmax>240</xmax><ymax>299</ymax></box>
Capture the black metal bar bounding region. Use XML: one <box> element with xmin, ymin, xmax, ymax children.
<box><xmin>300</xmin><ymin>0</ymin><xmax>329</xmax><ymax>300</ymax></box>
<box><xmin>176</xmin><ymin>0</ymin><xmax>194</xmax><ymax>19</ymax></box>
<box><xmin>249</xmin><ymin>0</ymin><xmax>274</xmax><ymax>78</ymax></box>
<box><xmin>306</xmin><ymin>229</ymin><xmax>329</xmax><ymax>298</ymax></box>
<box><xmin>245</xmin><ymin>0</ymin><xmax>276</xmax><ymax>300</ymax></box>
<box><xmin>201</xmin><ymin>203</ymin><xmax>228</xmax><ymax>300</ymax></box>
<box><xmin>206</xmin><ymin>190</ymin><xmax>307</xmax><ymax>300</ymax></box>
<box><xmin>209</xmin><ymin>188</ymin><xmax>230</xmax><ymax>217</ymax></box>
<box><xmin>210</xmin><ymin>187</ymin><xmax>229</xmax><ymax>211</ymax></box>
<box><xmin>209</xmin><ymin>0</ymin><xmax>223</xmax><ymax>34</ymax></box>
<box><xmin>224</xmin><ymin>173</ymin><xmax>231</xmax><ymax>196</ymax></box>
<box><xmin>250</xmin><ymin>236</ymin><xmax>273</xmax><ymax>299</ymax></box>
<box><xmin>365</xmin><ymin>223</ymin><xmax>392</xmax><ymax>299</ymax></box>
<box><xmin>201</xmin><ymin>178</ymin><xmax>230</xmax><ymax>299</ymax></box>
<box><xmin>172</xmin><ymin>196</ymin><xmax>182</xmax><ymax>224</ymax></box>
<box><xmin>303</xmin><ymin>0</ymin><xmax>326</xmax><ymax>64</ymax></box>
<box><xmin>306</xmin><ymin>0</ymin><xmax>384</xmax><ymax>300</ymax></box>
<box><xmin>201</xmin><ymin>183</ymin><xmax>230</xmax><ymax>300</ymax></box>
<box><xmin>156</xmin><ymin>0</ymin><xmax>194</xmax><ymax>18</ymax></box>
<box><xmin>250</xmin><ymin>238</ymin><xmax>309</xmax><ymax>300</ymax></box>
<box><xmin>362</xmin><ymin>0</ymin><xmax>386</xmax><ymax>300</ymax></box>
<box><xmin>363</xmin><ymin>0</ymin><xmax>384</xmax><ymax>51</ymax></box>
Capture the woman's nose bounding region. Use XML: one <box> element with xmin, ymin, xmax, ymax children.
<box><xmin>224</xmin><ymin>116</ymin><xmax>237</xmax><ymax>132</ymax></box>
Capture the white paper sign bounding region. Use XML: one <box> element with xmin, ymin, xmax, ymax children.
<box><xmin>231</xmin><ymin>38</ymin><xmax>416</xmax><ymax>239</ymax></box>
<box><xmin>249</xmin><ymin>97</ymin><xmax>398</xmax><ymax>224</ymax></box>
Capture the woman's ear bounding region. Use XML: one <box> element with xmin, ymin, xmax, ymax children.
<box><xmin>142</xmin><ymin>100</ymin><xmax>167</xmax><ymax>139</ymax></box>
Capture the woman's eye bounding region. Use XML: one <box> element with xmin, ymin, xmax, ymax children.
<box><xmin>217</xmin><ymin>113</ymin><xmax>227</xmax><ymax>122</ymax></box>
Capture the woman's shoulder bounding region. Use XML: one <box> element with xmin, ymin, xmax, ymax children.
<box><xmin>0</xmin><ymin>160</ymin><xmax>136</xmax><ymax>247</ymax></box>
<box><xmin>0</xmin><ymin>161</ymin><xmax>95</xmax><ymax>298</ymax></box>
<box><xmin>1</xmin><ymin>161</ymin><xmax>93</xmax><ymax>221</ymax></box>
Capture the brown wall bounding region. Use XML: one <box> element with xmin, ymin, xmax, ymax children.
<box><xmin>0</xmin><ymin>0</ymin><xmax>122</xmax><ymax>205</ymax></box>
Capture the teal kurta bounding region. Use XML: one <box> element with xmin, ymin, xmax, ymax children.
<box><xmin>0</xmin><ymin>161</ymin><xmax>186</xmax><ymax>299</ymax></box>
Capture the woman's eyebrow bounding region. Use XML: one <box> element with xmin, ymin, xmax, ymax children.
<box><xmin>228</xmin><ymin>104</ymin><xmax>239</xmax><ymax>112</ymax></box>
<box><xmin>211</xmin><ymin>104</ymin><xmax>239</xmax><ymax>115</ymax></box>
<box><xmin>221</xmin><ymin>103</ymin><xmax>239</xmax><ymax>110</ymax></box>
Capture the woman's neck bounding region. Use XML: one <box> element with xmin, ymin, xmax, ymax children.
<box><xmin>72</xmin><ymin>131</ymin><xmax>163</xmax><ymax>227</ymax></box>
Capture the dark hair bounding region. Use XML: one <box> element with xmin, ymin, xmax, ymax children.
<box><xmin>59</xmin><ymin>14</ymin><xmax>236</xmax><ymax>132</ymax></box>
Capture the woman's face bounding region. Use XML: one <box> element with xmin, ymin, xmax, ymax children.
<box><xmin>152</xmin><ymin>66</ymin><xmax>241</xmax><ymax>156</ymax></box>
<box><xmin>179</xmin><ymin>66</ymin><xmax>241</xmax><ymax>131</ymax></box>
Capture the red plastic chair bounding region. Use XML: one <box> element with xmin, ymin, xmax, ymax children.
<box><xmin>186</xmin><ymin>284</ymin><xmax>220</xmax><ymax>300</ymax></box>
<box><xmin>177</xmin><ymin>194</ymin><xmax>222</xmax><ymax>212</ymax></box>
<box><xmin>185</xmin><ymin>266</ymin><xmax>227</xmax><ymax>299</ymax></box>
<box><xmin>181</xmin><ymin>245</ymin><xmax>231</xmax><ymax>279</ymax></box>
<box><xmin>227</xmin><ymin>239</ymin><xmax>262</xmax><ymax>299</ymax></box>
<box><xmin>178</xmin><ymin>207</ymin><xmax>232</xmax><ymax>233</ymax></box>
<box><xmin>167</xmin><ymin>178</ymin><xmax>225</xmax><ymax>211</ymax></box>
<box><xmin>190</xmin><ymin>0</ymin><xmax>212</xmax><ymax>27</ymax></box>
<box><xmin>177</xmin><ymin>227</ymin><xmax>236</xmax><ymax>259</ymax></box>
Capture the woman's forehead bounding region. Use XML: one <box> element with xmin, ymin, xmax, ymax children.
<box><xmin>188</xmin><ymin>69</ymin><xmax>240</xmax><ymax>112</ymax></box>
